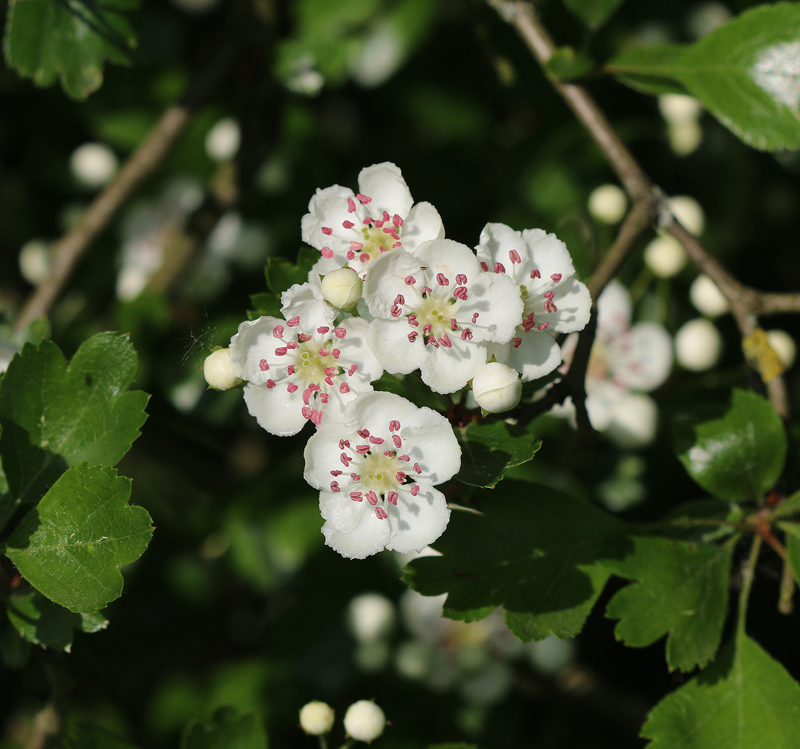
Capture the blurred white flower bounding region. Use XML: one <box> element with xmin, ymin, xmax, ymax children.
<box><xmin>348</xmin><ymin>593</ymin><xmax>395</xmax><ymax>643</ymax></box>
<box><xmin>588</xmin><ymin>184</ymin><xmax>627</xmax><ymax>224</ymax></box>
<box><xmin>70</xmin><ymin>142</ymin><xmax>118</xmax><ymax>189</ymax></box>
<box><xmin>766</xmin><ymin>330</ymin><xmax>796</xmax><ymax>369</ymax></box>
<box><xmin>690</xmin><ymin>274</ymin><xmax>729</xmax><ymax>317</ymax></box>
<box><xmin>351</xmin><ymin>22</ymin><xmax>404</xmax><ymax>88</ymax></box>
<box><xmin>658</xmin><ymin>95</ymin><xmax>704</xmax><ymax>156</ymax></box>
<box><xmin>18</xmin><ymin>239</ymin><xmax>52</xmax><ymax>285</ymax></box>
<box><xmin>644</xmin><ymin>234</ymin><xmax>687</xmax><ymax>278</ymax></box>
<box><xmin>344</xmin><ymin>700</ymin><xmax>386</xmax><ymax>742</ymax></box>
<box><xmin>205</xmin><ymin>118</ymin><xmax>240</xmax><ymax>162</ymax></box>
<box><xmin>525</xmin><ymin>634</ymin><xmax>576</xmax><ymax>676</ymax></box>
<box><xmin>675</xmin><ymin>318</ymin><xmax>723</xmax><ymax>371</ymax></box>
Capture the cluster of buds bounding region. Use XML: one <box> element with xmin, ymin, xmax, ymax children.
<box><xmin>299</xmin><ymin>699</ymin><xmax>386</xmax><ymax>743</ymax></box>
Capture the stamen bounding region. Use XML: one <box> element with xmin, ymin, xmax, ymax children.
<box><xmin>350</xmin><ymin>473</ymin><xmax>360</xmax><ymax>481</ymax></box>
<box><xmin>356</xmin><ymin>444</ymin><xmax>371</xmax><ymax>455</ymax></box>
<box><xmin>413</xmin><ymin>462</ymin><xmax>422</xmax><ymax>474</ymax></box>
<box><xmin>375</xmin><ymin>507</ymin><xmax>388</xmax><ymax>520</ymax></box>
<box><xmin>347</xmin><ymin>197</ymin><xmax>356</xmax><ymax>213</ymax></box>
<box><xmin>410</xmin><ymin>485</ymin><xmax>420</xmax><ymax>496</ymax></box>
<box><xmin>359</xmin><ymin>253</ymin><xmax>370</xmax><ymax>263</ymax></box>
<box><xmin>287</xmin><ymin>383</ymin><xmax>298</xmax><ymax>393</ymax></box>
<box><xmin>342</xmin><ymin>220</ymin><xmax>354</xmax><ymax>229</ymax></box>
<box><xmin>259</xmin><ymin>359</ymin><xmax>269</xmax><ymax>371</ymax></box>
<box><xmin>423</xmin><ymin>324</ymin><xmax>432</xmax><ymax>336</ymax></box>
<box><xmin>330</xmin><ymin>470</ymin><xmax>342</xmax><ymax>476</ymax></box>
<box><xmin>319</xmin><ymin>346</ymin><xmax>330</xmax><ymax>356</ymax></box>
<box><xmin>334</xmin><ymin>327</ymin><xmax>347</xmax><ymax>338</ymax></box>
<box><xmin>408</xmin><ymin>332</ymin><xmax>418</xmax><ymax>343</ymax></box>
<box><xmin>298</xmin><ymin>333</ymin><xmax>312</xmax><ymax>342</ymax></box>
<box><xmin>544</xmin><ymin>300</ymin><xmax>558</xmax><ymax>313</ymax></box>
<box><xmin>513</xmin><ymin>337</ymin><xmax>522</xmax><ymax>348</ymax></box>
<box><xmin>538</xmin><ymin>322</ymin><xmax>550</xmax><ymax>331</ymax></box>
<box><xmin>303</xmin><ymin>388</ymin><xmax>312</xmax><ymax>405</ymax></box>
<box><xmin>350</xmin><ymin>241</ymin><xmax>364</xmax><ymax>251</ymax></box>
<box><xmin>456</xmin><ymin>273</ymin><xmax>467</xmax><ymax>285</ymax></box>
<box><xmin>387</xmin><ymin>491</ymin><xmax>398</xmax><ymax>505</ymax></box>
<box><xmin>339</xmin><ymin>439</ymin><xmax>350</xmax><ymax>450</ymax></box>
<box><xmin>421</xmin><ymin>286</ymin><xmax>432</xmax><ymax>294</ymax></box>
<box><xmin>310</xmin><ymin>410</ymin><xmax>323</xmax><ymax>425</ymax></box>
<box><xmin>436</xmin><ymin>273</ymin><xmax>450</xmax><ymax>286</ymax></box>
<box><xmin>393</xmin><ymin>214</ymin><xmax>403</xmax><ymax>226</ymax></box>
<box><xmin>369</xmin><ymin>435</ymin><xmax>385</xmax><ymax>444</ymax></box>
<box><xmin>331</xmin><ymin>481</ymin><xmax>340</xmax><ymax>492</ymax></box>
<box><xmin>322</xmin><ymin>227</ymin><xmax>333</xmax><ymax>235</ymax></box>
<box><xmin>275</xmin><ymin>347</ymin><xmax>288</xmax><ymax>356</ymax></box>
<box><xmin>320</xmin><ymin>393</ymin><xmax>329</xmax><ymax>403</ymax></box>
<box><xmin>286</xmin><ymin>316</ymin><xmax>300</xmax><ymax>327</ymax></box>
<box><xmin>321</xmin><ymin>247</ymin><xmax>334</xmax><ymax>259</ymax></box>
<box><xmin>317</xmin><ymin>326</ymin><xmax>330</xmax><ymax>334</ymax></box>
<box><xmin>404</xmin><ymin>275</ymin><xmax>416</xmax><ymax>285</ymax></box>
<box><xmin>389</xmin><ymin>420</ymin><xmax>401</xmax><ymax>432</ymax></box>
<box><xmin>396</xmin><ymin>472</ymin><xmax>407</xmax><ymax>482</ymax></box>
<box><xmin>340</xmin><ymin>453</ymin><xmax>352</xmax><ymax>467</ymax></box>
<box><xmin>391</xmin><ymin>305</ymin><xmax>403</xmax><ymax>318</ymax></box>
<box><xmin>472</xmin><ymin>312</ymin><xmax>480</xmax><ymax>323</ymax></box>
<box><xmin>348</xmin><ymin>364</ymin><xmax>358</xmax><ymax>376</ymax></box>
<box><xmin>461</xmin><ymin>329</ymin><xmax>473</xmax><ymax>341</ymax></box>
<box><xmin>494</xmin><ymin>262</ymin><xmax>506</xmax><ymax>273</ymax></box>
<box><xmin>357</xmin><ymin>429</ymin><xmax>370</xmax><ymax>438</ymax></box>
<box><xmin>439</xmin><ymin>334</ymin><xmax>453</xmax><ymax>348</ymax></box>
<box><xmin>394</xmin><ymin>294</ymin><xmax>405</xmax><ymax>305</ymax></box>
<box><xmin>453</xmin><ymin>286</ymin><xmax>468</xmax><ymax>300</ymax></box>
<box><xmin>398</xmin><ymin>454</ymin><xmax>410</xmax><ymax>462</ymax></box>
<box><xmin>408</xmin><ymin>315</ymin><xmax>419</xmax><ymax>327</ymax></box>
<box><xmin>480</xmin><ymin>261</ymin><xmax>489</xmax><ymax>271</ymax></box>
<box><xmin>266</xmin><ymin>379</ymin><xmax>276</xmax><ymax>388</ymax></box>
<box><xmin>346</xmin><ymin>250</ymin><xmax>355</xmax><ymax>260</ymax></box>
<box><xmin>531</xmin><ymin>269</ymin><xmax>541</xmax><ymax>279</ymax></box>
<box><xmin>302</xmin><ymin>406</ymin><xmax>312</xmax><ymax>419</ymax></box>
<box><xmin>332</xmin><ymin>349</ymin><xmax>341</xmax><ymax>359</ymax></box>
<box><xmin>350</xmin><ymin>492</ymin><xmax>363</xmax><ymax>502</ymax></box>
<box><xmin>273</xmin><ymin>325</ymin><xmax>284</xmax><ymax>338</ymax></box>
<box><xmin>509</xmin><ymin>250</ymin><xmax>521</xmax><ymax>264</ymax></box>
<box><xmin>365</xmin><ymin>491</ymin><xmax>378</xmax><ymax>505</ymax></box>
<box><xmin>356</xmin><ymin>193</ymin><xmax>372</xmax><ymax>204</ymax></box>
<box><xmin>450</xmin><ymin>318</ymin><xmax>458</xmax><ymax>330</ymax></box>
<box><xmin>392</xmin><ymin>435</ymin><xmax>402</xmax><ymax>448</ymax></box>
<box><xmin>551</xmin><ymin>273</ymin><xmax>562</xmax><ymax>283</ymax></box>
<box><xmin>339</xmin><ymin>382</ymin><xmax>350</xmax><ymax>394</ymax></box>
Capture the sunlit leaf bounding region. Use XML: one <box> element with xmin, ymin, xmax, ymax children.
<box><xmin>456</xmin><ymin>421</ymin><xmax>542</xmax><ymax>489</ymax></box>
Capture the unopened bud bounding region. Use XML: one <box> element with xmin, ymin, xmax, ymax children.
<box><xmin>70</xmin><ymin>142</ymin><xmax>118</xmax><ymax>189</ymax></box>
<box><xmin>588</xmin><ymin>184</ymin><xmax>627</xmax><ymax>224</ymax></box>
<box><xmin>472</xmin><ymin>362</ymin><xmax>522</xmax><ymax>414</ymax></box>
<box><xmin>766</xmin><ymin>330</ymin><xmax>796</xmax><ymax>369</ymax></box>
<box><xmin>203</xmin><ymin>348</ymin><xmax>241</xmax><ymax>390</ymax></box>
<box><xmin>644</xmin><ymin>234</ymin><xmax>687</xmax><ymax>278</ymax></box>
<box><xmin>658</xmin><ymin>94</ymin><xmax>702</xmax><ymax>124</ymax></box>
<box><xmin>668</xmin><ymin>196</ymin><xmax>705</xmax><ymax>236</ymax></box>
<box><xmin>675</xmin><ymin>318</ymin><xmax>722</xmax><ymax>371</ymax></box>
<box><xmin>321</xmin><ymin>267</ymin><xmax>362</xmax><ymax>310</ymax></box>
<box><xmin>690</xmin><ymin>274</ymin><xmax>729</xmax><ymax>317</ymax></box>
<box><xmin>299</xmin><ymin>701</ymin><xmax>335</xmax><ymax>736</ymax></box>
<box><xmin>344</xmin><ymin>700</ymin><xmax>386</xmax><ymax>743</ymax></box>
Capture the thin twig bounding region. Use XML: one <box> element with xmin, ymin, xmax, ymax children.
<box><xmin>738</xmin><ymin>534</ymin><xmax>763</xmax><ymax>638</ymax></box>
<box><xmin>13</xmin><ymin>20</ymin><xmax>259</xmax><ymax>334</ymax></box>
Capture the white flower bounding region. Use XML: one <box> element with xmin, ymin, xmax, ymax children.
<box><xmin>301</xmin><ymin>162</ymin><xmax>445</xmax><ymax>275</ymax></box>
<box><xmin>321</xmin><ymin>267</ymin><xmax>363</xmax><ymax>310</ymax></box>
<box><xmin>229</xmin><ymin>290</ymin><xmax>383</xmax><ymax>435</ymax></box>
<box><xmin>303</xmin><ymin>392</ymin><xmax>460</xmax><ymax>559</ymax></box>
<box><xmin>675</xmin><ymin>318</ymin><xmax>723</xmax><ymax>371</ymax></box>
<box><xmin>348</xmin><ymin>593</ymin><xmax>395</xmax><ymax>643</ymax></box>
<box><xmin>472</xmin><ymin>362</ymin><xmax>522</xmax><ymax>414</ymax></box>
<box><xmin>299</xmin><ymin>701</ymin><xmax>335</xmax><ymax>735</ymax></box>
<box><xmin>364</xmin><ymin>241</ymin><xmax>523</xmax><ymax>393</ymax></box>
<box><xmin>203</xmin><ymin>348</ymin><xmax>241</xmax><ymax>390</ymax></box>
<box><xmin>559</xmin><ymin>281</ymin><xmax>672</xmax><ymax>447</ymax></box>
<box><xmin>475</xmin><ymin>224</ymin><xmax>592</xmax><ymax>383</ymax></box>
<box><xmin>205</xmin><ymin>117</ymin><xmax>240</xmax><ymax>162</ymax></box>
<box><xmin>344</xmin><ymin>700</ymin><xmax>386</xmax><ymax>742</ymax></box>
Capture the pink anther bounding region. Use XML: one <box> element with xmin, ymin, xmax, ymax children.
<box><xmin>453</xmin><ymin>286</ymin><xmax>468</xmax><ymax>300</ymax></box>
<box><xmin>332</xmin><ymin>349</ymin><xmax>340</xmax><ymax>359</ymax></box>
<box><xmin>365</xmin><ymin>491</ymin><xmax>378</xmax><ymax>505</ymax></box>
<box><xmin>298</xmin><ymin>333</ymin><xmax>312</xmax><ymax>342</ymax></box>
<box><xmin>423</xmin><ymin>324</ymin><xmax>432</xmax><ymax>336</ymax></box>
<box><xmin>396</xmin><ymin>472</ymin><xmax>407</xmax><ymax>482</ymax></box>
<box><xmin>413</xmin><ymin>462</ymin><xmax>422</xmax><ymax>474</ymax></box>
<box><xmin>357</xmin><ymin>429</ymin><xmax>370</xmax><ymax>438</ymax></box>
<box><xmin>350</xmin><ymin>473</ymin><xmax>360</xmax><ymax>481</ymax></box>
<box><xmin>387</xmin><ymin>491</ymin><xmax>398</xmax><ymax>505</ymax></box>
<box><xmin>356</xmin><ymin>193</ymin><xmax>372</xmax><ymax>204</ymax></box>
<box><xmin>494</xmin><ymin>262</ymin><xmax>506</xmax><ymax>273</ymax></box>
<box><xmin>407</xmin><ymin>315</ymin><xmax>419</xmax><ymax>327</ymax></box>
<box><xmin>356</xmin><ymin>444</ymin><xmax>371</xmax><ymax>454</ymax></box>
<box><xmin>331</xmin><ymin>481</ymin><xmax>340</xmax><ymax>493</ymax></box>
<box><xmin>350</xmin><ymin>241</ymin><xmax>363</xmax><ymax>251</ymax></box>
<box><xmin>480</xmin><ymin>261</ymin><xmax>489</xmax><ymax>271</ymax></box>
<box><xmin>410</xmin><ymin>484</ymin><xmax>420</xmax><ymax>496</ymax></box>
<box><xmin>330</xmin><ymin>469</ymin><xmax>342</xmax><ymax>476</ymax></box>
<box><xmin>509</xmin><ymin>249</ymin><xmax>521</xmax><ymax>264</ymax></box>
<box><xmin>273</xmin><ymin>325</ymin><xmax>284</xmax><ymax>338</ymax></box>
<box><xmin>320</xmin><ymin>393</ymin><xmax>329</xmax><ymax>403</ymax></box>
<box><xmin>398</xmin><ymin>454</ymin><xmax>410</xmax><ymax>462</ymax></box>
<box><xmin>287</xmin><ymin>316</ymin><xmax>300</xmax><ymax>327</ymax></box>
<box><xmin>342</xmin><ymin>220</ymin><xmax>354</xmax><ymax>229</ymax></box>
<box><xmin>350</xmin><ymin>492</ymin><xmax>363</xmax><ymax>502</ymax></box>
<box><xmin>393</xmin><ymin>435</ymin><xmax>402</xmax><ymax>448</ymax></box>
<box><xmin>324</xmin><ymin>367</ymin><xmax>337</xmax><ymax>377</ymax></box>
<box><xmin>266</xmin><ymin>379</ymin><xmax>276</xmax><ymax>388</ymax></box>
<box><xmin>319</xmin><ymin>347</ymin><xmax>330</xmax><ymax>357</ymax></box>
<box><xmin>317</xmin><ymin>326</ymin><xmax>330</xmax><ymax>334</ymax></box>
<box><xmin>551</xmin><ymin>273</ymin><xmax>562</xmax><ymax>283</ymax></box>
<box><xmin>321</xmin><ymin>247</ymin><xmax>334</xmax><ymax>259</ymax></box>
<box><xmin>461</xmin><ymin>329</ymin><xmax>473</xmax><ymax>341</ymax></box>
<box><xmin>334</xmin><ymin>327</ymin><xmax>346</xmax><ymax>338</ymax></box>
<box><xmin>339</xmin><ymin>383</ymin><xmax>350</xmax><ymax>394</ymax></box>
<box><xmin>451</xmin><ymin>318</ymin><xmax>458</xmax><ymax>330</ymax></box>
<box><xmin>439</xmin><ymin>334</ymin><xmax>453</xmax><ymax>348</ymax></box>
<box><xmin>408</xmin><ymin>332</ymin><xmax>418</xmax><ymax>343</ymax></box>
<box><xmin>394</xmin><ymin>294</ymin><xmax>405</xmax><ymax>306</ymax></box>
<box><xmin>531</xmin><ymin>269</ymin><xmax>541</xmax><ymax>279</ymax></box>
<box><xmin>359</xmin><ymin>253</ymin><xmax>370</xmax><ymax>263</ymax></box>
<box><xmin>340</xmin><ymin>453</ymin><xmax>352</xmax><ymax>467</ymax></box>
<box><xmin>259</xmin><ymin>359</ymin><xmax>269</xmax><ymax>371</ymax></box>
<box><xmin>436</xmin><ymin>273</ymin><xmax>449</xmax><ymax>286</ymax></box>
<box><xmin>393</xmin><ymin>214</ymin><xmax>403</xmax><ymax>226</ymax></box>
<box><xmin>404</xmin><ymin>275</ymin><xmax>416</xmax><ymax>285</ymax></box>
<box><xmin>456</xmin><ymin>273</ymin><xmax>468</xmax><ymax>285</ymax></box>
<box><xmin>347</xmin><ymin>197</ymin><xmax>357</xmax><ymax>213</ymax></box>
<box><xmin>375</xmin><ymin>507</ymin><xmax>388</xmax><ymax>520</ymax></box>
<box><xmin>348</xmin><ymin>364</ymin><xmax>358</xmax><ymax>376</ymax></box>
<box><xmin>389</xmin><ymin>420</ymin><xmax>401</xmax><ymax>432</ymax></box>
<box><xmin>421</xmin><ymin>286</ymin><xmax>432</xmax><ymax>295</ymax></box>
<box><xmin>287</xmin><ymin>382</ymin><xmax>298</xmax><ymax>393</ymax></box>
<box><xmin>513</xmin><ymin>337</ymin><xmax>522</xmax><ymax>348</ymax></box>
<box><xmin>472</xmin><ymin>312</ymin><xmax>480</xmax><ymax>323</ymax></box>
<box><xmin>322</xmin><ymin>227</ymin><xmax>333</xmax><ymax>235</ymax></box>
<box><xmin>391</xmin><ymin>305</ymin><xmax>403</xmax><ymax>318</ymax></box>
<box><xmin>538</xmin><ymin>322</ymin><xmax>550</xmax><ymax>331</ymax></box>
<box><xmin>302</xmin><ymin>406</ymin><xmax>312</xmax><ymax>419</ymax></box>
<box><xmin>346</xmin><ymin>250</ymin><xmax>355</xmax><ymax>260</ymax></box>
<box><xmin>310</xmin><ymin>410</ymin><xmax>323</xmax><ymax>425</ymax></box>
<box><xmin>369</xmin><ymin>435</ymin><xmax>384</xmax><ymax>444</ymax></box>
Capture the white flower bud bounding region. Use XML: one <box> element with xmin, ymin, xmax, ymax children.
<box><xmin>321</xmin><ymin>267</ymin><xmax>363</xmax><ymax>310</ymax></box>
<box><xmin>675</xmin><ymin>318</ymin><xmax>723</xmax><ymax>371</ymax></box>
<box><xmin>19</xmin><ymin>239</ymin><xmax>52</xmax><ymax>285</ymax></box>
<box><xmin>70</xmin><ymin>142</ymin><xmax>118</xmax><ymax>189</ymax></box>
<box><xmin>472</xmin><ymin>362</ymin><xmax>522</xmax><ymax>414</ymax></box>
<box><xmin>667</xmin><ymin>120</ymin><xmax>703</xmax><ymax>156</ymax></box>
<box><xmin>690</xmin><ymin>274</ymin><xmax>729</xmax><ymax>317</ymax></box>
<box><xmin>766</xmin><ymin>330</ymin><xmax>796</xmax><ymax>369</ymax></box>
<box><xmin>588</xmin><ymin>184</ymin><xmax>627</xmax><ymax>224</ymax></box>
<box><xmin>644</xmin><ymin>234</ymin><xmax>687</xmax><ymax>278</ymax></box>
<box><xmin>347</xmin><ymin>593</ymin><xmax>395</xmax><ymax>643</ymax></box>
<box><xmin>203</xmin><ymin>348</ymin><xmax>241</xmax><ymax>390</ymax></box>
<box><xmin>668</xmin><ymin>196</ymin><xmax>705</xmax><ymax>236</ymax></box>
<box><xmin>299</xmin><ymin>701</ymin><xmax>335</xmax><ymax>735</ymax></box>
<box><xmin>344</xmin><ymin>700</ymin><xmax>386</xmax><ymax>742</ymax></box>
<box><xmin>205</xmin><ymin>118</ymin><xmax>240</xmax><ymax>162</ymax></box>
<box><xmin>658</xmin><ymin>94</ymin><xmax>702</xmax><ymax>124</ymax></box>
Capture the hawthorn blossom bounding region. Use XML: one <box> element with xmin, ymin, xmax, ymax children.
<box><xmin>301</xmin><ymin>162</ymin><xmax>444</xmax><ymax>275</ymax></box>
<box><xmin>475</xmin><ymin>223</ymin><xmax>592</xmax><ymax>382</ymax></box>
<box><xmin>229</xmin><ymin>287</ymin><xmax>382</xmax><ymax>435</ymax></box>
<box><xmin>303</xmin><ymin>392</ymin><xmax>460</xmax><ymax>559</ymax></box>
<box><xmin>559</xmin><ymin>281</ymin><xmax>673</xmax><ymax>447</ymax></box>
<box><xmin>363</xmin><ymin>240</ymin><xmax>523</xmax><ymax>394</ymax></box>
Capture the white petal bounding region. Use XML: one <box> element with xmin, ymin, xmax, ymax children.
<box><xmin>385</xmin><ymin>486</ymin><xmax>450</xmax><ymax>554</ymax></box>
<box><xmin>521</xmin><ymin>229</ymin><xmax>576</xmax><ymax>278</ymax></box>
<box><xmin>301</xmin><ymin>184</ymin><xmax>357</xmax><ymax>251</ymax></box>
<box><xmin>367</xmin><ymin>318</ymin><xmax>427</xmax><ymax>375</ymax></box>
<box><xmin>604</xmin><ymin>392</ymin><xmax>659</xmax><ymax>448</ymax></box>
<box><xmin>228</xmin><ymin>316</ymin><xmax>282</xmax><ymax>383</ymax></box>
<box><xmin>420</xmin><ymin>338</ymin><xmax>488</xmax><ymax>394</ymax></box>
<box><xmin>345</xmin><ymin>391</ymin><xmax>422</xmax><ymax>434</ymax></box>
<box><xmin>506</xmin><ymin>329</ymin><xmax>562</xmax><ymax>382</ymax></box>
<box><xmin>363</xmin><ymin>249</ymin><xmax>421</xmax><ymax>318</ymax></box>
<box><xmin>320</xmin><ymin>492</ymin><xmax>391</xmax><ymax>559</ymax></box>
<box><xmin>243</xmin><ymin>381</ymin><xmax>308</xmax><ymax>436</ymax></box>
<box><xmin>403</xmin><ymin>409</ymin><xmax>462</xmax><ymax>484</ymax></box>
<box><xmin>281</xmin><ymin>281</ymin><xmax>335</xmax><ymax>330</ymax></box>
<box><xmin>414</xmin><ymin>239</ymin><xmax>481</xmax><ymax>280</ymax></box>
<box><xmin>525</xmin><ymin>276</ymin><xmax>592</xmax><ymax>334</ymax></box>
<box><xmin>596</xmin><ymin>281</ymin><xmax>632</xmax><ymax>339</ymax></box>
<box><xmin>304</xmin><ymin>422</ymin><xmax>352</xmax><ymax>489</ymax></box>
<box><xmin>338</xmin><ymin>317</ymin><xmax>384</xmax><ymax>382</ymax></box>
<box><xmin>401</xmin><ymin>202</ymin><xmax>445</xmax><ymax>252</ymax></box>
<box><xmin>461</xmin><ymin>272</ymin><xmax>523</xmax><ymax>344</ymax></box>
<box><xmin>358</xmin><ymin>162</ymin><xmax>413</xmax><ymax>218</ymax></box>
<box><xmin>610</xmin><ymin>322</ymin><xmax>673</xmax><ymax>391</ymax></box>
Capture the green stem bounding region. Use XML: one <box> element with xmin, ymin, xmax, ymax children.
<box><xmin>738</xmin><ymin>534</ymin><xmax>763</xmax><ymax>638</ymax></box>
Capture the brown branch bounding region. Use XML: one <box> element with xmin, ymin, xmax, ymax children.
<box><xmin>489</xmin><ymin>0</ymin><xmax>798</xmax><ymax>421</ymax></box>
<box><xmin>13</xmin><ymin>21</ymin><xmax>259</xmax><ymax>334</ymax></box>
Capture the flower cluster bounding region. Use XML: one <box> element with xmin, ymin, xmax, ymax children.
<box><xmin>207</xmin><ymin>163</ymin><xmax>592</xmax><ymax>558</ymax></box>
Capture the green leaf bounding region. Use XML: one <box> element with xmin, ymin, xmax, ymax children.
<box><xmin>545</xmin><ymin>46</ymin><xmax>595</xmax><ymax>81</ymax></box>
<box><xmin>456</xmin><ymin>421</ymin><xmax>542</xmax><ymax>489</ymax></box>
<box><xmin>674</xmin><ymin>389</ymin><xmax>785</xmax><ymax>503</ymax></box>
<box><xmin>608</xmin><ymin>5</ymin><xmax>800</xmax><ymax>151</ymax></box>
<box><xmin>7</xmin><ymin>588</ymin><xmax>108</xmax><ymax>652</ymax></box>
<box><xmin>64</xmin><ymin>723</ymin><xmax>139</xmax><ymax>749</ymax></box>
<box><xmin>0</xmin><ymin>333</ymin><xmax>149</xmax><ymax>507</ymax></box>
<box><xmin>603</xmin><ymin>537</ymin><xmax>732</xmax><ymax>671</ymax></box>
<box><xmin>642</xmin><ymin>635</ymin><xmax>800</xmax><ymax>748</ymax></box>
<box><xmin>0</xmin><ymin>624</ymin><xmax>31</xmax><ymax>669</ymax></box>
<box><xmin>4</xmin><ymin>464</ymin><xmax>154</xmax><ymax>613</ymax></box>
<box><xmin>404</xmin><ymin>481</ymin><xmax>628</xmax><ymax>641</ymax></box>
<box><xmin>264</xmin><ymin>247</ymin><xmax>319</xmax><ymax>296</ymax></box>
<box><xmin>3</xmin><ymin>0</ymin><xmax>139</xmax><ymax>100</ymax></box>
<box><xmin>772</xmin><ymin>489</ymin><xmax>800</xmax><ymax>520</ymax></box>
<box><xmin>561</xmin><ymin>0</ymin><xmax>626</xmax><ymax>30</ymax></box>
<box><xmin>247</xmin><ymin>292</ymin><xmax>281</xmax><ymax>321</ymax></box>
<box><xmin>181</xmin><ymin>707</ymin><xmax>268</xmax><ymax>749</ymax></box>
<box><xmin>606</xmin><ymin>44</ymin><xmax>689</xmax><ymax>95</ymax></box>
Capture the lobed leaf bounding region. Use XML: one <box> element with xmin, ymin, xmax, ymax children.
<box><xmin>608</xmin><ymin>4</ymin><xmax>800</xmax><ymax>151</ymax></box>
<box><xmin>3</xmin><ymin>464</ymin><xmax>154</xmax><ymax>613</ymax></box>
<box><xmin>404</xmin><ymin>481</ymin><xmax>628</xmax><ymax>641</ymax></box>
<box><xmin>0</xmin><ymin>333</ymin><xmax>149</xmax><ymax>507</ymax></box>
<box><xmin>642</xmin><ymin>635</ymin><xmax>800</xmax><ymax>748</ymax></box>
<box><xmin>3</xmin><ymin>0</ymin><xmax>139</xmax><ymax>100</ymax></box>
<box><xmin>181</xmin><ymin>706</ymin><xmax>268</xmax><ymax>749</ymax></box>
<box><xmin>674</xmin><ymin>389</ymin><xmax>785</xmax><ymax>503</ymax></box>
<box><xmin>603</xmin><ymin>536</ymin><xmax>732</xmax><ymax>672</ymax></box>
<box><xmin>456</xmin><ymin>421</ymin><xmax>542</xmax><ymax>489</ymax></box>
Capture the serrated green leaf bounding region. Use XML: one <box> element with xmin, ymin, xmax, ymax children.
<box><xmin>7</xmin><ymin>587</ymin><xmax>108</xmax><ymax>652</ymax></box>
<box><xmin>0</xmin><ymin>333</ymin><xmax>149</xmax><ymax>508</ymax></box>
<box><xmin>404</xmin><ymin>481</ymin><xmax>628</xmax><ymax>641</ymax></box>
<box><xmin>545</xmin><ymin>46</ymin><xmax>594</xmax><ymax>81</ymax></box>
<box><xmin>456</xmin><ymin>421</ymin><xmax>542</xmax><ymax>489</ymax></box>
<box><xmin>609</xmin><ymin>5</ymin><xmax>800</xmax><ymax>151</ymax></box>
<box><xmin>247</xmin><ymin>292</ymin><xmax>281</xmax><ymax>321</ymax></box>
<box><xmin>606</xmin><ymin>44</ymin><xmax>690</xmax><ymax>95</ymax></box>
<box><xmin>642</xmin><ymin>635</ymin><xmax>800</xmax><ymax>748</ymax></box>
<box><xmin>4</xmin><ymin>464</ymin><xmax>153</xmax><ymax>613</ymax></box>
<box><xmin>181</xmin><ymin>707</ymin><xmax>268</xmax><ymax>749</ymax></box>
<box><xmin>674</xmin><ymin>389</ymin><xmax>785</xmax><ymax>503</ymax></box>
<box><xmin>603</xmin><ymin>536</ymin><xmax>731</xmax><ymax>672</ymax></box>
<box><xmin>562</xmin><ymin>0</ymin><xmax>626</xmax><ymax>30</ymax></box>
<box><xmin>264</xmin><ymin>247</ymin><xmax>318</xmax><ymax>296</ymax></box>
<box><xmin>3</xmin><ymin>0</ymin><xmax>139</xmax><ymax>100</ymax></box>
<box><xmin>64</xmin><ymin>723</ymin><xmax>139</xmax><ymax>749</ymax></box>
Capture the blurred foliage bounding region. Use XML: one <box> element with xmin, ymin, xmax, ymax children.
<box><xmin>1</xmin><ymin>0</ymin><xmax>799</xmax><ymax>747</ymax></box>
